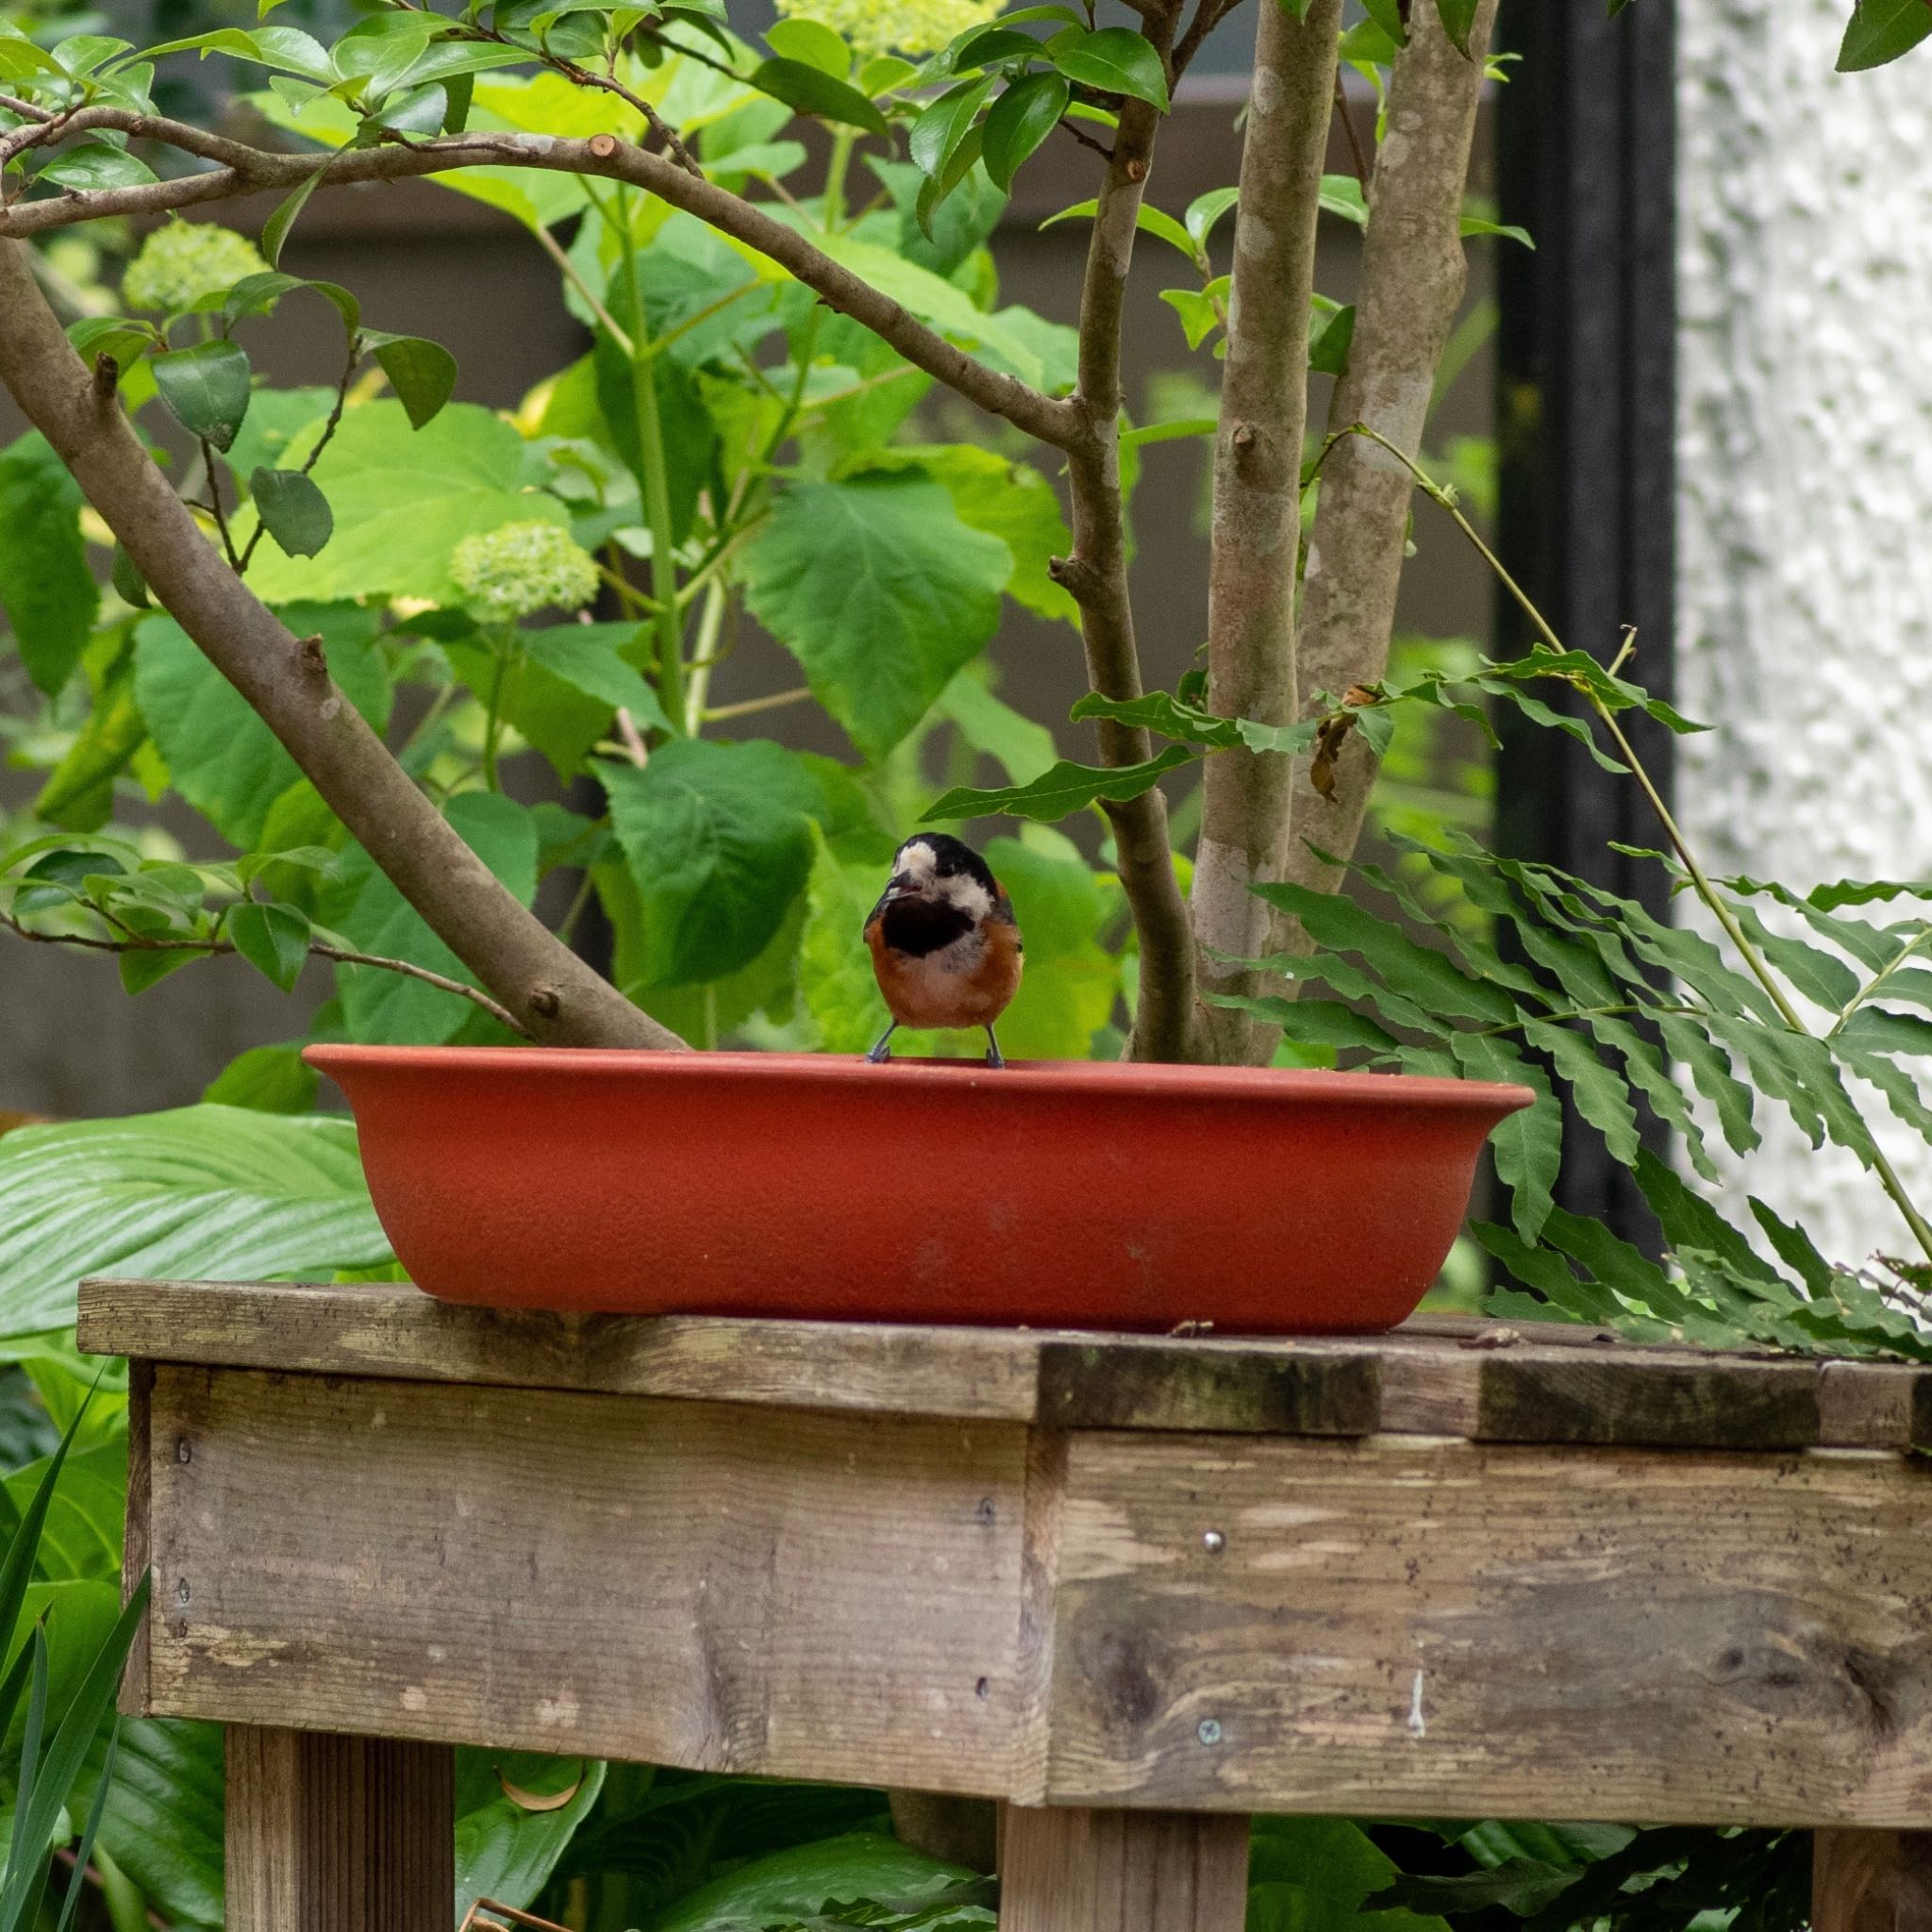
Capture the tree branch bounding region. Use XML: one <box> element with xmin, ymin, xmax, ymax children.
<box><xmin>0</xmin><ymin>906</ymin><xmax>532</xmax><ymax>1038</ymax></box>
<box><xmin>0</xmin><ymin>123</ymin><xmax>1080</xmax><ymax>449</ymax></box>
<box><xmin>0</xmin><ymin>238</ymin><xmax>685</xmax><ymax>1051</ymax></box>
<box><xmin>1061</xmin><ymin>8</ymin><xmax>1201</xmax><ymax>1063</ymax></box>
<box><xmin>1287</xmin><ymin>0</ymin><xmax>1499</xmax><ymax>905</ymax></box>
<box><xmin>1191</xmin><ymin>0</ymin><xmax>1341</xmax><ymax>1063</ymax></box>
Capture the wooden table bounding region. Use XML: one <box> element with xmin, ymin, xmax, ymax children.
<box><xmin>78</xmin><ymin>1278</ymin><xmax>1932</xmax><ymax>1932</ymax></box>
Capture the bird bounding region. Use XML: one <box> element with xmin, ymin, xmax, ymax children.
<box><xmin>863</xmin><ymin>832</ymin><xmax>1024</xmax><ymax>1068</ymax></box>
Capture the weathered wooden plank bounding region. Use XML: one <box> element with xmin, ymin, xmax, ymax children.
<box><xmin>1044</xmin><ymin>1434</ymin><xmax>1932</xmax><ymax>1825</ymax></box>
<box><xmin>1001</xmin><ymin>1807</ymin><xmax>1249</xmax><ymax>1932</ymax></box>
<box><xmin>1813</xmin><ymin>1829</ymin><xmax>1932</xmax><ymax>1932</ymax></box>
<box><xmin>225</xmin><ymin>1725</ymin><xmax>454</xmax><ymax>1932</ymax></box>
<box><xmin>81</xmin><ymin>1277</ymin><xmax>1042</xmax><ymax>1422</ymax></box>
<box><xmin>1036</xmin><ymin>1343</ymin><xmax>1379</xmax><ymax>1437</ymax></box>
<box><xmin>147</xmin><ymin>1367</ymin><xmax>1031</xmax><ymax>1792</ymax></box>
<box><xmin>119</xmin><ymin>1358</ymin><xmax>153</xmax><ymax>1719</ymax></box>
<box><xmin>1474</xmin><ymin>1353</ymin><xmax>1822</xmax><ymax>1449</ymax></box>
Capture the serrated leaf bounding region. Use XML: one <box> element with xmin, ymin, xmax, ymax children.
<box><xmin>982</xmin><ymin>73</ymin><xmax>1069</xmax><ymax>190</ymax></box>
<box><xmin>227</xmin><ymin>900</ymin><xmax>310</xmax><ymax>991</ymax></box>
<box><xmin>923</xmin><ymin>745</ymin><xmax>1198</xmax><ymax>824</ymax></box>
<box><xmin>151</xmin><ymin>339</ymin><xmax>252</xmax><ymax>452</ymax></box>
<box><xmin>751</xmin><ymin>55</ymin><xmax>890</xmax><ymax>133</ymax></box>
<box><xmin>1450</xmin><ymin>1033</ymin><xmax>1558</xmax><ymax>1241</ymax></box>
<box><xmin>742</xmin><ymin>472</ymin><xmax>1010</xmax><ymax>761</ymax></box>
<box><xmin>1523</xmin><ymin>1018</ymin><xmax>1641</xmax><ymax>1166</ymax></box>
<box><xmin>600</xmin><ymin>739</ymin><xmax>821</xmax><ymax>988</ymax></box>
<box><xmin>249</xmin><ymin>467</ymin><xmax>333</xmax><ymax>558</ymax></box>
<box><xmin>1045</xmin><ymin>25</ymin><xmax>1170</xmax><ymax>108</ymax></box>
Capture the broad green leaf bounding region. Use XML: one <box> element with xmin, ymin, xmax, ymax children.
<box><xmin>1251</xmin><ymin>1816</ymin><xmax>1450</xmax><ymax>1932</ymax></box>
<box><xmin>244</xmin><ymin>402</ymin><xmax>571</xmax><ymax>605</ymax></box>
<box><xmin>260</xmin><ymin>166</ymin><xmax>325</xmax><ymax>267</ymax></box>
<box><xmin>331</xmin><ymin>10</ymin><xmax>436</xmax><ymax>91</ymax></box>
<box><xmin>971</xmin><ymin>830</ymin><xmax>1119</xmax><ymax>1058</ymax></box>
<box><xmin>655</xmin><ymin>1833</ymin><xmax>982</xmax><ymax>1932</ymax></box>
<box><xmin>81</xmin><ymin>1718</ymin><xmax>225</xmax><ymax>1932</ymax></box>
<box><xmin>364</xmin><ymin>331</ymin><xmax>458</xmax><ymax>429</ymax></box>
<box><xmin>1184</xmin><ymin>185</ymin><xmax>1239</xmax><ymax>251</ymax></box>
<box><xmin>601</xmin><ymin>739</ymin><xmax>821</xmax><ymax>988</ymax></box>
<box><xmin>455</xmin><ymin>1752</ymin><xmax>606</xmax><ymax>1919</ymax></box>
<box><xmin>152</xmin><ymin>340</ymin><xmax>252</xmax><ymax>452</ymax></box>
<box><xmin>1839</xmin><ymin>0</ymin><xmax>1932</xmax><ymax>69</ymax></box>
<box><xmin>1045</xmin><ymin>25</ymin><xmax>1170</xmax><ymax>108</ymax></box>
<box><xmin>203</xmin><ymin>1041</ymin><xmax>320</xmax><ymax>1113</ymax></box>
<box><xmin>1434</xmin><ymin>0</ymin><xmax>1480</xmax><ymax>53</ymax></box>
<box><xmin>0</xmin><ymin>1107</ymin><xmax>388</xmax><ymax>1333</ymax></box>
<box><xmin>228</xmin><ymin>900</ymin><xmax>311</xmax><ymax>991</ymax></box>
<box><xmin>799</xmin><ymin>827</ymin><xmax>890</xmax><ymax>1054</ymax></box>
<box><xmin>133</xmin><ymin>606</ymin><xmax>390</xmax><ymax>848</ymax></box>
<box><xmin>142</xmin><ymin>24</ymin><xmax>333</xmax><ymax>79</ymax></box>
<box><xmin>1041</xmin><ymin>196</ymin><xmax>1198</xmax><ymax>265</ymax></box>
<box><xmin>751</xmin><ymin>56</ymin><xmax>889</xmax><ymax>133</ymax></box>
<box><xmin>1160</xmin><ymin>285</ymin><xmax>1224</xmax><ymax>352</ymax></box>
<box><xmin>764</xmin><ymin>16</ymin><xmax>851</xmax><ymax>75</ymax></box>
<box><xmin>742</xmin><ymin>472</ymin><xmax>1011</xmax><ymax>761</ymax></box>
<box><xmin>854</xmin><ymin>444</ymin><xmax>1075</xmax><ymax>623</ymax></box>
<box><xmin>36</xmin><ymin>142</ymin><xmax>158</xmax><ymax>191</ymax></box>
<box><xmin>924</xmin><ymin>745</ymin><xmax>1198</xmax><ymax>824</ymax></box>
<box><xmin>224</xmin><ymin>384</ymin><xmax>335</xmax><ymax>484</ymax></box>
<box><xmin>936</xmin><ymin>670</ymin><xmax>1058</xmax><ymax>785</ymax></box>
<box><xmin>249</xmin><ymin>467</ymin><xmax>332</xmax><ymax>558</ymax></box>
<box><xmin>0</xmin><ymin>432</ymin><xmax>96</xmax><ymax>697</ymax></box>
<box><xmin>1449</xmin><ymin>1032</ymin><xmax>1559</xmax><ymax>1241</ymax></box>
<box><xmin>322</xmin><ymin>791</ymin><xmax>538</xmax><ymax>1044</ymax></box>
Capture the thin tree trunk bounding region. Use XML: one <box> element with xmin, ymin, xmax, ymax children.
<box><xmin>1286</xmin><ymin>0</ymin><xmax>1501</xmax><ymax>904</ymax></box>
<box><xmin>1058</xmin><ymin>6</ymin><xmax>1202</xmax><ymax>1064</ymax></box>
<box><xmin>0</xmin><ymin>240</ymin><xmax>685</xmax><ymax>1051</ymax></box>
<box><xmin>1191</xmin><ymin>0</ymin><xmax>1342</xmax><ymax>1063</ymax></box>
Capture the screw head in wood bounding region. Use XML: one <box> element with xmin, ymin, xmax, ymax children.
<box><xmin>1202</xmin><ymin>1529</ymin><xmax>1225</xmax><ymax>1554</ymax></box>
<box><xmin>175</xmin><ymin>1438</ymin><xmax>192</xmax><ymax>1464</ymax></box>
<box><xmin>1197</xmin><ymin>1718</ymin><xmax>1223</xmax><ymax>1745</ymax></box>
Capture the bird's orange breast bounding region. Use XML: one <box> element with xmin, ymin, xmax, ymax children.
<box><xmin>867</xmin><ymin>909</ymin><xmax>1023</xmax><ymax>1030</ymax></box>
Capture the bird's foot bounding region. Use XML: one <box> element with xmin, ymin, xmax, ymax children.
<box><xmin>865</xmin><ymin>1041</ymin><xmax>893</xmax><ymax>1065</ymax></box>
<box><xmin>984</xmin><ymin>1031</ymin><xmax>1006</xmax><ymax>1070</ymax></box>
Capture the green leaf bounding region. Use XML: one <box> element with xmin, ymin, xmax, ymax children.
<box><xmin>1184</xmin><ymin>185</ymin><xmax>1239</xmax><ymax>251</ymax></box>
<box><xmin>923</xmin><ymin>744</ymin><xmax>1198</xmax><ymax>824</ymax></box>
<box><xmin>751</xmin><ymin>56</ymin><xmax>890</xmax><ymax>133</ymax></box>
<box><xmin>228</xmin><ymin>900</ymin><xmax>311</xmax><ymax>991</ymax></box>
<box><xmin>743</xmin><ymin>472</ymin><xmax>1011</xmax><ymax>761</ymax></box>
<box><xmin>456</xmin><ymin>1752</ymin><xmax>606</xmax><ymax>1920</ymax></box>
<box><xmin>1309</xmin><ymin>299</ymin><xmax>1356</xmax><ymax>375</ymax></box>
<box><xmin>259</xmin><ymin>165</ymin><xmax>325</xmax><ymax>267</ymax></box>
<box><xmin>981</xmin><ymin>73</ymin><xmax>1069</xmax><ymax>189</ymax></box>
<box><xmin>322</xmin><ymin>791</ymin><xmax>538</xmax><ymax>1044</ymax></box>
<box><xmin>249</xmin><ymin>467</ymin><xmax>333</xmax><ymax>558</ymax></box>
<box><xmin>1041</xmin><ymin>196</ymin><xmax>1197</xmax><ymax>264</ymax></box>
<box><xmin>601</xmin><ymin>739</ymin><xmax>821</xmax><ymax>988</ymax></box>
<box><xmin>0</xmin><ymin>1106</ymin><xmax>387</xmax><ymax>1334</ymax></box>
<box><xmin>654</xmin><ymin>1834</ymin><xmax>981</xmax><ymax>1932</ymax></box>
<box><xmin>765</xmin><ymin>15</ymin><xmax>851</xmax><ymax>75</ymax></box>
<box><xmin>203</xmin><ymin>1041</ymin><xmax>320</xmax><ymax>1113</ymax></box>
<box><xmin>1434</xmin><ymin>0</ymin><xmax>1481</xmax><ymax>54</ymax></box>
<box><xmin>244</xmin><ymin>402</ymin><xmax>571</xmax><ymax>606</ymax></box>
<box><xmin>1523</xmin><ymin>1017</ymin><xmax>1641</xmax><ymax>1167</ymax></box>
<box><xmin>133</xmin><ymin>606</ymin><xmax>390</xmax><ymax>847</ymax></box>
<box><xmin>85</xmin><ymin>1718</ymin><xmax>225</xmax><ymax>1931</ymax></box>
<box><xmin>1839</xmin><ymin>0</ymin><xmax>1932</xmax><ymax>69</ymax></box>
<box><xmin>936</xmin><ymin>670</ymin><xmax>1058</xmax><ymax>785</ymax></box>
<box><xmin>364</xmin><ymin>331</ymin><xmax>458</xmax><ymax>429</ymax></box>
<box><xmin>151</xmin><ymin>339</ymin><xmax>252</xmax><ymax>452</ymax></box>
<box><xmin>36</xmin><ymin>142</ymin><xmax>158</xmax><ymax>191</ymax></box>
<box><xmin>1449</xmin><ymin>1033</ymin><xmax>1559</xmax><ymax>1241</ymax></box>
<box><xmin>0</xmin><ymin>432</ymin><xmax>96</xmax><ymax>697</ymax></box>
<box><xmin>1160</xmin><ymin>285</ymin><xmax>1224</xmax><ymax>352</ymax></box>
<box><xmin>1045</xmin><ymin>25</ymin><xmax>1170</xmax><ymax>108</ymax></box>
<box><xmin>909</xmin><ymin>75</ymin><xmax>996</xmax><ymax>180</ymax></box>
<box><xmin>799</xmin><ymin>827</ymin><xmax>891</xmax><ymax>1054</ymax></box>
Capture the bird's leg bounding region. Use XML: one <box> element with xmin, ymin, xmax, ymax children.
<box><xmin>865</xmin><ymin>1021</ymin><xmax>899</xmax><ymax>1064</ymax></box>
<box><xmin>984</xmin><ymin>1025</ymin><xmax>1006</xmax><ymax>1070</ymax></box>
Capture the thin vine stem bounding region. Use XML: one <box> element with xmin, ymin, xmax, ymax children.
<box><xmin>1339</xmin><ymin>420</ymin><xmax>1932</xmax><ymax>1271</ymax></box>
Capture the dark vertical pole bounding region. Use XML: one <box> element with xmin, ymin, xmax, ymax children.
<box><xmin>1495</xmin><ymin>0</ymin><xmax>1677</xmax><ymax>1240</ymax></box>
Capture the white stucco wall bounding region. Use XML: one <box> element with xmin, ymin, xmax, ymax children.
<box><xmin>1677</xmin><ymin>0</ymin><xmax>1932</xmax><ymax>1261</ymax></box>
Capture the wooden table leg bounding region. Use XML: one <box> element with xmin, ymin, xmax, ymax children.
<box><xmin>226</xmin><ymin>1725</ymin><xmax>454</xmax><ymax>1931</ymax></box>
<box><xmin>1001</xmin><ymin>1806</ymin><xmax>1248</xmax><ymax>1932</ymax></box>
<box><xmin>1815</xmin><ymin>1831</ymin><xmax>1932</xmax><ymax>1932</ymax></box>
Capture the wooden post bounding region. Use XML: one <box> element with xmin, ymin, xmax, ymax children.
<box><xmin>1001</xmin><ymin>1806</ymin><xmax>1249</xmax><ymax>1932</ymax></box>
<box><xmin>225</xmin><ymin>1726</ymin><xmax>454</xmax><ymax>1932</ymax></box>
<box><xmin>1814</xmin><ymin>1831</ymin><xmax>1932</xmax><ymax>1932</ymax></box>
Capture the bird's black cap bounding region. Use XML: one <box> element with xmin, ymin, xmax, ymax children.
<box><xmin>896</xmin><ymin>832</ymin><xmax>997</xmax><ymax>894</ymax></box>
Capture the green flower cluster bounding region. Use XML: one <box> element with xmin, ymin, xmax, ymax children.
<box><xmin>122</xmin><ymin>220</ymin><xmax>269</xmax><ymax>315</ymax></box>
<box><xmin>449</xmin><ymin>520</ymin><xmax>601</xmax><ymax>623</ymax></box>
<box><xmin>773</xmin><ymin>0</ymin><xmax>1002</xmax><ymax>57</ymax></box>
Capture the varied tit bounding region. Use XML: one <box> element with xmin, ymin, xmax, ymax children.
<box><xmin>863</xmin><ymin>833</ymin><xmax>1024</xmax><ymax>1069</ymax></box>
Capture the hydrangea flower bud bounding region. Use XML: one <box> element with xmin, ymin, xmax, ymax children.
<box><xmin>773</xmin><ymin>0</ymin><xmax>1003</xmax><ymax>58</ymax></box>
<box><xmin>123</xmin><ymin>221</ymin><xmax>270</xmax><ymax>315</ymax></box>
<box><xmin>449</xmin><ymin>520</ymin><xmax>601</xmax><ymax>624</ymax></box>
